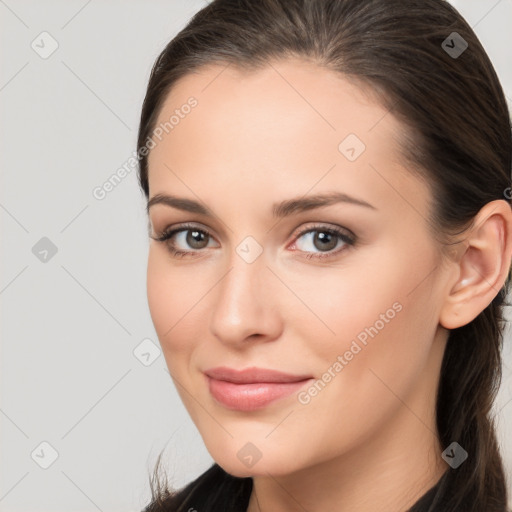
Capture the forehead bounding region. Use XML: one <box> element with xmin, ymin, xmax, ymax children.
<box><xmin>147</xmin><ymin>58</ymin><xmax>430</xmax><ymax>219</ymax></box>
<box><xmin>150</xmin><ymin>58</ymin><xmax>398</xmax><ymax>154</ymax></box>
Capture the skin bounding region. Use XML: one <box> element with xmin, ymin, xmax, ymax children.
<box><xmin>145</xmin><ymin>58</ymin><xmax>512</xmax><ymax>512</ymax></box>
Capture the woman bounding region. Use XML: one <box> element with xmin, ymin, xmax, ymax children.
<box><xmin>136</xmin><ymin>0</ymin><xmax>512</xmax><ymax>510</ymax></box>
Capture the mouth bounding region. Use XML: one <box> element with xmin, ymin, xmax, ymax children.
<box><xmin>204</xmin><ymin>366</ymin><xmax>314</xmax><ymax>411</ymax></box>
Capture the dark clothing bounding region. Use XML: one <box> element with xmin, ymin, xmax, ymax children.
<box><xmin>408</xmin><ymin>469</ymin><xmax>449</xmax><ymax>511</ymax></box>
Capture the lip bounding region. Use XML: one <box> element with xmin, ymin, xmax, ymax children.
<box><xmin>204</xmin><ymin>366</ymin><xmax>313</xmax><ymax>384</ymax></box>
<box><xmin>204</xmin><ymin>366</ymin><xmax>314</xmax><ymax>411</ymax></box>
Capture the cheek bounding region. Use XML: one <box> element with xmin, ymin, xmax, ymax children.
<box><xmin>293</xmin><ymin>242</ymin><xmax>440</xmax><ymax>404</ymax></box>
<box><xmin>146</xmin><ymin>247</ymin><xmax>215</xmax><ymax>376</ymax></box>
<box><xmin>277</xmin><ymin>251</ymin><xmax>408</xmax><ymax>363</ymax></box>
<box><xmin>316</xmin><ymin>242</ymin><xmax>439</xmax><ymax>353</ymax></box>
<box><xmin>299</xmin><ymin>259</ymin><xmax>439</xmax><ymax>423</ymax></box>
<box><xmin>146</xmin><ymin>249</ymin><xmax>195</xmax><ymax>355</ymax></box>
<box><xmin>146</xmin><ymin>249</ymin><xmax>172</xmax><ymax>338</ymax></box>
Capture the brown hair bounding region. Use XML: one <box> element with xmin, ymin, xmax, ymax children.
<box><xmin>137</xmin><ymin>1</ymin><xmax>512</xmax><ymax>510</ymax></box>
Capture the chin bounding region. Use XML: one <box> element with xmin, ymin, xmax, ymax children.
<box><xmin>208</xmin><ymin>444</ymin><xmax>303</xmax><ymax>479</ymax></box>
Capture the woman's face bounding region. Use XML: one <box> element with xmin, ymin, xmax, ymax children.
<box><xmin>146</xmin><ymin>58</ymin><xmax>452</xmax><ymax>477</ymax></box>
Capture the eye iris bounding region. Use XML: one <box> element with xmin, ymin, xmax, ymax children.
<box><xmin>187</xmin><ymin>230</ymin><xmax>208</xmax><ymax>249</ymax></box>
<box><xmin>314</xmin><ymin>231</ymin><xmax>337</xmax><ymax>251</ymax></box>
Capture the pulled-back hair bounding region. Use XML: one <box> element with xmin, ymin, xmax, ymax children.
<box><xmin>137</xmin><ymin>1</ymin><xmax>512</xmax><ymax>510</ymax></box>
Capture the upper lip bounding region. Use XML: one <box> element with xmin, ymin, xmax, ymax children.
<box><xmin>204</xmin><ymin>366</ymin><xmax>313</xmax><ymax>384</ymax></box>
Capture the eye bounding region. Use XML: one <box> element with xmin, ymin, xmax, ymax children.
<box><xmin>290</xmin><ymin>224</ymin><xmax>355</xmax><ymax>260</ymax></box>
<box><xmin>150</xmin><ymin>223</ymin><xmax>218</xmax><ymax>258</ymax></box>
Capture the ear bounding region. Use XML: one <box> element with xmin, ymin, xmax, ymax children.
<box><xmin>439</xmin><ymin>199</ymin><xmax>512</xmax><ymax>330</ymax></box>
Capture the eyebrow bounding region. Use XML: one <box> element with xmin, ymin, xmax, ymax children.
<box><xmin>146</xmin><ymin>191</ymin><xmax>376</xmax><ymax>217</ymax></box>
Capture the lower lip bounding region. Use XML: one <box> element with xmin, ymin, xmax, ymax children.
<box><xmin>206</xmin><ymin>376</ymin><xmax>313</xmax><ymax>411</ymax></box>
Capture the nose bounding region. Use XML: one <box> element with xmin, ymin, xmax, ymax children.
<box><xmin>209</xmin><ymin>251</ymin><xmax>282</xmax><ymax>347</ymax></box>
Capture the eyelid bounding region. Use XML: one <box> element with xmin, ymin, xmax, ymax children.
<box><xmin>289</xmin><ymin>222</ymin><xmax>355</xmax><ymax>243</ymax></box>
<box><xmin>151</xmin><ymin>222</ymin><xmax>220</xmax><ymax>245</ymax></box>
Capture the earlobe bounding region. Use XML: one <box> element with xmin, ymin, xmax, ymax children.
<box><xmin>439</xmin><ymin>199</ymin><xmax>512</xmax><ymax>330</ymax></box>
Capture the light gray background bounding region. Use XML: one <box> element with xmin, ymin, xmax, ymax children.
<box><xmin>1</xmin><ymin>1</ymin><xmax>511</xmax><ymax>511</ymax></box>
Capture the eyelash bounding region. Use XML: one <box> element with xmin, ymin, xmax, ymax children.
<box><xmin>151</xmin><ymin>222</ymin><xmax>356</xmax><ymax>260</ymax></box>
